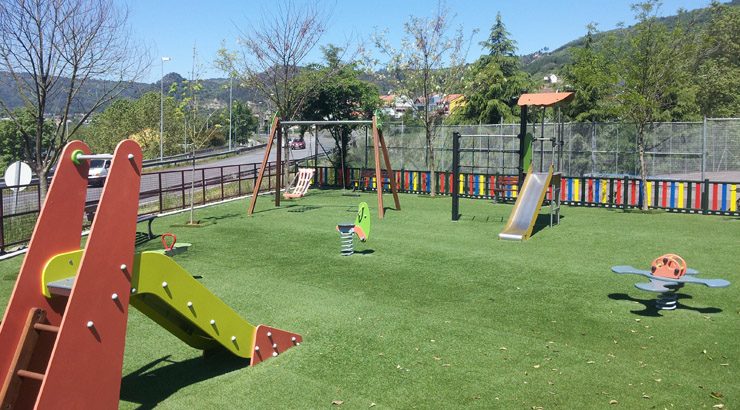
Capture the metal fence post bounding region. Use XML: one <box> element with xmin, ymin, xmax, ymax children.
<box><xmin>180</xmin><ymin>170</ymin><xmax>186</xmax><ymax>209</ymax></box>
<box><xmin>0</xmin><ymin>187</ymin><xmax>5</xmax><ymax>253</ymax></box>
<box><xmin>220</xmin><ymin>167</ymin><xmax>225</xmax><ymax>201</ymax></box>
<box><xmin>451</xmin><ymin>132</ymin><xmax>460</xmax><ymax>221</ymax></box>
<box><xmin>702</xmin><ymin>116</ymin><xmax>707</xmax><ymax>181</ymax></box>
<box><xmin>701</xmin><ymin>178</ymin><xmax>710</xmax><ymax>214</ymax></box>
<box><xmin>158</xmin><ymin>173</ymin><xmax>163</xmax><ymax>213</ymax></box>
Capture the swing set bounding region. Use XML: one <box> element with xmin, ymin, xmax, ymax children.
<box><xmin>247</xmin><ymin>116</ymin><xmax>401</xmax><ymax>219</ymax></box>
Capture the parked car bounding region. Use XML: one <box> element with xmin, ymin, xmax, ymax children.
<box><xmin>87</xmin><ymin>159</ymin><xmax>110</xmax><ymax>187</ymax></box>
<box><xmin>290</xmin><ymin>138</ymin><xmax>306</xmax><ymax>150</ymax></box>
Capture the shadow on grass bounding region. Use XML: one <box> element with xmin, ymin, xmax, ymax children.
<box><xmin>355</xmin><ymin>249</ymin><xmax>375</xmax><ymax>255</ymax></box>
<box><xmin>135</xmin><ymin>232</ymin><xmax>154</xmax><ymax>247</ymax></box>
<box><xmin>120</xmin><ymin>352</ymin><xmax>248</xmax><ymax>409</ymax></box>
<box><xmin>530</xmin><ymin>213</ymin><xmax>566</xmax><ymax>238</ymax></box>
<box><xmin>453</xmin><ymin>214</ymin><xmax>504</xmax><ymax>223</ymax></box>
<box><xmin>607</xmin><ymin>293</ymin><xmax>723</xmax><ymax>317</ymax></box>
<box><xmin>201</xmin><ymin>213</ymin><xmax>242</xmax><ymax>222</ymax></box>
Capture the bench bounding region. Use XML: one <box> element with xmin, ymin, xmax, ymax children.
<box><xmin>353</xmin><ymin>169</ymin><xmax>394</xmax><ymax>192</ymax></box>
<box><xmin>492</xmin><ymin>175</ymin><xmax>519</xmax><ymax>201</ymax></box>
<box><xmin>85</xmin><ymin>203</ymin><xmax>157</xmax><ymax>240</ymax></box>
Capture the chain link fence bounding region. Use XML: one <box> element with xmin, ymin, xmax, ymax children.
<box><xmin>344</xmin><ymin>118</ymin><xmax>739</xmax><ymax>181</ymax></box>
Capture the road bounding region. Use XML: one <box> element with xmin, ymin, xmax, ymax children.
<box><xmin>2</xmin><ymin>133</ymin><xmax>336</xmax><ymax>216</ymax></box>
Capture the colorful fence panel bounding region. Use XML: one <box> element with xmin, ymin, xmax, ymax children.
<box><xmin>323</xmin><ymin>167</ymin><xmax>739</xmax><ymax>217</ymax></box>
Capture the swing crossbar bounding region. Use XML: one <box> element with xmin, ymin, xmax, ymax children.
<box><xmin>281</xmin><ymin>120</ymin><xmax>372</xmax><ymax>126</ymax></box>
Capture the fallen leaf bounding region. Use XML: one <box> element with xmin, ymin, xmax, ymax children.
<box><xmin>499</xmin><ymin>346</ymin><xmax>507</xmax><ymax>351</ymax></box>
<box><xmin>587</xmin><ymin>360</ymin><xmax>595</xmax><ymax>364</ymax></box>
<box><xmin>713</xmin><ymin>404</ymin><xmax>724</xmax><ymax>409</ymax></box>
<box><xmin>369</xmin><ymin>403</ymin><xmax>376</xmax><ymax>408</ymax></box>
<box><xmin>654</xmin><ymin>379</ymin><xmax>662</xmax><ymax>382</ymax></box>
<box><xmin>642</xmin><ymin>394</ymin><xmax>650</xmax><ymax>399</ymax></box>
<box><xmin>533</xmin><ymin>364</ymin><xmax>541</xmax><ymax>369</ymax></box>
<box><xmin>711</xmin><ymin>391</ymin><xmax>724</xmax><ymax>399</ymax></box>
<box><xmin>332</xmin><ymin>400</ymin><xmax>344</xmax><ymax>406</ymax></box>
<box><xmin>720</xmin><ymin>363</ymin><xmax>729</xmax><ymax>366</ymax></box>
<box><xmin>609</xmin><ymin>399</ymin><xmax>618</xmax><ymax>405</ymax></box>
<box><xmin>433</xmin><ymin>356</ymin><xmax>441</xmax><ymax>361</ymax></box>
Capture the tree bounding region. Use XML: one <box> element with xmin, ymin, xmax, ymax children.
<box><xmin>0</xmin><ymin>109</ymin><xmax>54</xmax><ymax>172</ymax></box>
<box><xmin>231</xmin><ymin>101</ymin><xmax>258</xmax><ymax>145</ymax></box>
<box><xmin>562</xmin><ymin>23</ymin><xmax>620</xmax><ymax>122</ymax></box>
<box><xmin>85</xmin><ymin>92</ymin><xmax>184</xmax><ymax>158</ymax></box>
<box><xmin>173</xmin><ymin>46</ymin><xmax>222</xmax><ymax>224</ymax></box>
<box><xmin>695</xmin><ymin>1</ymin><xmax>740</xmax><ymax>117</ymax></box>
<box><xmin>0</xmin><ymin>0</ymin><xmax>147</xmax><ymax>196</ymax></box>
<box><xmin>608</xmin><ymin>0</ymin><xmax>698</xmax><ymax>210</ymax></box>
<box><xmin>224</xmin><ymin>0</ymin><xmax>328</xmax><ymax>119</ymax></box>
<box><xmin>455</xmin><ymin>13</ymin><xmax>530</xmax><ymax>125</ymax></box>
<box><xmin>296</xmin><ymin>45</ymin><xmax>380</xmax><ymax>170</ymax></box>
<box><xmin>373</xmin><ymin>2</ymin><xmax>473</xmax><ymax>196</ymax></box>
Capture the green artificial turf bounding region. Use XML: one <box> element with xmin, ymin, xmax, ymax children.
<box><xmin>1</xmin><ymin>189</ymin><xmax>738</xmax><ymax>408</ymax></box>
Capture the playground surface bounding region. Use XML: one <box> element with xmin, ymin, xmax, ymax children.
<box><xmin>0</xmin><ymin>190</ymin><xmax>738</xmax><ymax>408</ymax></box>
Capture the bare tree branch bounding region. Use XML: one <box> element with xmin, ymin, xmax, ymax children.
<box><xmin>0</xmin><ymin>0</ymin><xmax>149</xmax><ymax>196</ymax></box>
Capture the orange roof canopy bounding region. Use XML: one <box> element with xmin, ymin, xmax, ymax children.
<box><xmin>517</xmin><ymin>92</ymin><xmax>574</xmax><ymax>107</ymax></box>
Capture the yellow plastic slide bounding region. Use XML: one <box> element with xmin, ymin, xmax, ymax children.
<box><xmin>498</xmin><ymin>165</ymin><xmax>553</xmax><ymax>241</ymax></box>
<box><xmin>42</xmin><ymin>251</ymin><xmax>257</xmax><ymax>358</ymax></box>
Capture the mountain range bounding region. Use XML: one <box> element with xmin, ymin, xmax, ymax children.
<box><xmin>1</xmin><ymin>0</ymin><xmax>735</xmax><ymax>114</ymax></box>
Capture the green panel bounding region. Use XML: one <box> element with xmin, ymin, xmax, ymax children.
<box><xmin>521</xmin><ymin>132</ymin><xmax>533</xmax><ymax>172</ymax></box>
<box><xmin>41</xmin><ymin>250</ymin><xmax>83</xmax><ymax>298</ymax></box>
<box><xmin>131</xmin><ymin>252</ymin><xmax>256</xmax><ymax>358</ymax></box>
<box><xmin>354</xmin><ymin>202</ymin><xmax>371</xmax><ymax>241</ymax></box>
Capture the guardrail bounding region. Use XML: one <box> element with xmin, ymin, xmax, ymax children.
<box><xmin>0</xmin><ymin>156</ymin><xmax>313</xmax><ymax>254</ymax></box>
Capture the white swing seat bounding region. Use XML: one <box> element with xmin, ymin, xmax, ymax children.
<box><xmin>284</xmin><ymin>168</ymin><xmax>315</xmax><ymax>199</ymax></box>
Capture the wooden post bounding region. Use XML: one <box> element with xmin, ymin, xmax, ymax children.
<box><xmin>377</xmin><ymin>127</ymin><xmax>401</xmax><ymax>211</ymax></box>
<box><xmin>247</xmin><ymin>117</ymin><xmax>279</xmax><ymax>216</ymax></box>
<box><xmin>372</xmin><ymin>116</ymin><xmax>385</xmax><ymax>219</ymax></box>
<box><xmin>275</xmin><ymin>125</ymin><xmax>282</xmax><ymax>207</ymax></box>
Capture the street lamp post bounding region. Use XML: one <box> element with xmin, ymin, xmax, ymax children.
<box><xmin>229</xmin><ymin>75</ymin><xmax>233</xmax><ymax>150</ymax></box>
<box><xmin>160</xmin><ymin>56</ymin><xmax>171</xmax><ymax>161</ymax></box>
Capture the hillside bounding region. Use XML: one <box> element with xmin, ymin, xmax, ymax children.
<box><xmin>2</xmin><ymin>0</ymin><xmax>737</xmax><ymax>113</ymax></box>
<box><xmin>520</xmin><ymin>0</ymin><xmax>738</xmax><ymax>80</ymax></box>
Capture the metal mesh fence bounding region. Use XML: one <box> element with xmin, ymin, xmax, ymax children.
<box><xmin>343</xmin><ymin>118</ymin><xmax>739</xmax><ymax>180</ymax></box>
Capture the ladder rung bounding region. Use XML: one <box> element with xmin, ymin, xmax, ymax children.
<box><xmin>33</xmin><ymin>323</ymin><xmax>60</xmax><ymax>333</ymax></box>
<box><xmin>17</xmin><ymin>369</ymin><xmax>45</xmax><ymax>381</ymax></box>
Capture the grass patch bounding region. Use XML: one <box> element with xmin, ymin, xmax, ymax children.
<box><xmin>0</xmin><ymin>190</ymin><xmax>738</xmax><ymax>408</ymax></box>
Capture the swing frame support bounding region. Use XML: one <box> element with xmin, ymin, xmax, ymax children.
<box><xmin>247</xmin><ymin>116</ymin><xmax>400</xmax><ymax>219</ymax></box>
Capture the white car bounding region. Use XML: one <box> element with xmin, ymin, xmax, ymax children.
<box><xmin>88</xmin><ymin>159</ymin><xmax>110</xmax><ymax>187</ymax></box>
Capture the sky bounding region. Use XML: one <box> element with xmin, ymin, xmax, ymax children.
<box><xmin>126</xmin><ymin>0</ymin><xmax>719</xmax><ymax>83</ymax></box>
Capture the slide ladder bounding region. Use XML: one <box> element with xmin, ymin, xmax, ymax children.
<box><xmin>499</xmin><ymin>165</ymin><xmax>554</xmax><ymax>241</ymax></box>
<box><xmin>0</xmin><ymin>140</ymin><xmax>301</xmax><ymax>409</ymax></box>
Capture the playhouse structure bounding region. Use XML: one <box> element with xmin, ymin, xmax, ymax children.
<box><xmin>0</xmin><ymin>141</ymin><xmax>301</xmax><ymax>409</ymax></box>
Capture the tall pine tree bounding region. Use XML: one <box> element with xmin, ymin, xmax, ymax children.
<box><xmin>454</xmin><ymin>13</ymin><xmax>530</xmax><ymax>124</ymax></box>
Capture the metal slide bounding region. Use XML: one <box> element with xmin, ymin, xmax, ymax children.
<box><xmin>498</xmin><ymin>166</ymin><xmax>553</xmax><ymax>241</ymax></box>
